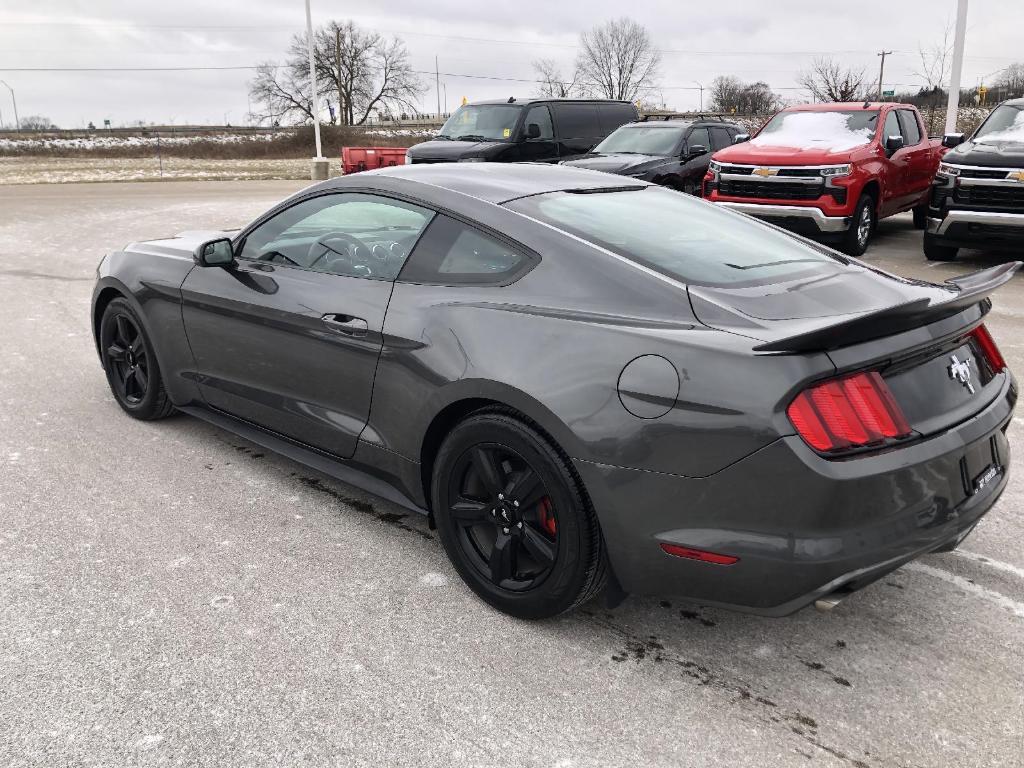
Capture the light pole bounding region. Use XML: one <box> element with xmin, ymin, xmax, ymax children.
<box><xmin>0</xmin><ymin>80</ymin><xmax>19</xmax><ymax>132</ymax></box>
<box><xmin>944</xmin><ymin>0</ymin><xmax>968</xmax><ymax>135</ymax></box>
<box><xmin>693</xmin><ymin>82</ymin><xmax>704</xmax><ymax>112</ymax></box>
<box><xmin>304</xmin><ymin>0</ymin><xmax>328</xmax><ymax>179</ymax></box>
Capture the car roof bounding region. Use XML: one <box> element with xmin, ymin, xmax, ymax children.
<box><xmin>784</xmin><ymin>102</ymin><xmax>913</xmax><ymax>112</ymax></box>
<box><xmin>467</xmin><ymin>97</ymin><xmax>635</xmax><ymax>106</ymax></box>
<box><xmin>618</xmin><ymin>121</ymin><xmax>693</xmax><ymax>129</ymax></box>
<box><xmin>313</xmin><ymin>163</ymin><xmax>646</xmax><ymax>205</ymax></box>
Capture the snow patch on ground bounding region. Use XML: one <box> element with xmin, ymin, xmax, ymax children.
<box><xmin>419</xmin><ymin>572</ymin><xmax>450</xmax><ymax>587</ymax></box>
<box><xmin>749</xmin><ymin>111</ymin><xmax>874</xmax><ymax>151</ymax></box>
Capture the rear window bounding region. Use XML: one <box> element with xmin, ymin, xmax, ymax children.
<box><xmin>552</xmin><ymin>103</ymin><xmax>601</xmax><ymax>139</ymax></box>
<box><xmin>505</xmin><ymin>186</ymin><xmax>840</xmax><ymax>287</ymax></box>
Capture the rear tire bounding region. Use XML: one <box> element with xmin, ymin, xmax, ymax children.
<box><xmin>99</xmin><ymin>298</ymin><xmax>175</xmax><ymax>420</ymax></box>
<box><xmin>431</xmin><ymin>409</ymin><xmax>607</xmax><ymax>619</ymax></box>
<box><xmin>839</xmin><ymin>194</ymin><xmax>876</xmax><ymax>256</ymax></box>
<box><xmin>924</xmin><ymin>236</ymin><xmax>959</xmax><ymax>262</ymax></box>
<box><xmin>912</xmin><ymin>204</ymin><xmax>928</xmax><ymax>229</ymax></box>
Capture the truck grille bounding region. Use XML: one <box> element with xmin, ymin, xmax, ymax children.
<box><xmin>955</xmin><ymin>185</ymin><xmax>1024</xmax><ymax>212</ymax></box>
<box><xmin>718</xmin><ymin>179</ymin><xmax>823</xmax><ymax>201</ymax></box>
<box><xmin>958</xmin><ymin>168</ymin><xmax>1014</xmax><ymax>179</ymax></box>
<box><xmin>409</xmin><ymin>157</ymin><xmax>449</xmax><ymax>164</ymax></box>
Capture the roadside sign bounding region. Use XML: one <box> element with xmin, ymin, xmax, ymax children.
<box><xmin>882</xmin><ymin>90</ymin><xmax>895</xmax><ymax>97</ymax></box>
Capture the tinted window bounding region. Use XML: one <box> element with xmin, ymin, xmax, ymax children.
<box><xmin>239</xmin><ymin>193</ymin><xmax>434</xmax><ymax>280</ymax></box>
<box><xmin>883</xmin><ymin>110</ymin><xmax>901</xmax><ymax>143</ymax></box>
<box><xmin>552</xmin><ymin>103</ymin><xmax>600</xmax><ymax>139</ymax></box>
<box><xmin>597</xmin><ymin>103</ymin><xmax>639</xmax><ymax>134</ymax></box>
<box><xmin>897</xmin><ymin>110</ymin><xmax>922</xmax><ymax>145</ymax></box>
<box><xmin>398</xmin><ymin>216</ymin><xmax>529</xmax><ymax>285</ymax></box>
<box><xmin>710</xmin><ymin>127</ymin><xmax>733</xmax><ymax>150</ymax></box>
<box><xmin>438</xmin><ymin>104</ymin><xmax>522</xmax><ymax>141</ymax></box>
<box><xmin>505</xmin><ymin>187</ymin><xmax>839</xmax><ymax>288</ymax></box>
<box><xmin>593</xmin><ymin>125</ymin><xmax>686</xmax><ymax>155</ymax></box>
<box><xmin>524</xmin><ymin>105</ymin><xmax>554</xmax><ymax>140</ymax></box>
<box><xmin>686</xmin><ymin>127</ymin><xmax>711</xmax><ymax>153</ymax></box>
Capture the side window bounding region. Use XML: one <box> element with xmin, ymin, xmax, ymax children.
<box><xmin>710</xmin><ymin>127</ymin><xmax>732</xmax><ymax>150</ymax></box>
<box><xmin>882</xmin><ymin>110</ymin><xmax>901</xmax><ymax>143</ymax></box>
<box><xmin>239</xmin><ymin>193</ymin><xmax>434</xmax><ymax>280</ymax></box>
<box><xmin>524</xmin><ymin>105</ymin><xmax>554</xmax><ymax>140</ymax></box>
<box><xmin>597</xmin><ymin>103</ymin><xmax>638</xmax><ymax>134</ymax></box>
<box><xmin>552</xmin><ymin>103</ymin><xmax>600</xmax><ymax>139</ymax></box>
<box><xmin>398</xmin><ymin>216</ymin><xmax>532</xmax><ymax>285</ymax></box>
<box><xmin>897</xmin><ymin>109</ymin><xmax>922</xmax><ymax>145</ymax></box>
<box><xmin>686</xmin><ymin>127</ymin><xmax>711</xmax><ymax>154</ymax></box>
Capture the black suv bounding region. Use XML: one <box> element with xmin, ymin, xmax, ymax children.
<box><xmin>560</xmin><ymin>115</ymin><xmax>744</xmax><ymax>195</ymax></box>
<box><xmin>405</xmin><ymin>98</ymin><xmax>639</xmax><ymax>165</ymax></box>
<box><xmin>925</xmin><ymin>98</ymin><xmax>1024</xmax><ymax>261</ymax></box>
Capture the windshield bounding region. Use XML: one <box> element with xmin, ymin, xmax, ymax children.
<box><xmin>752</xmin><ymin>110</ymin><xmax>879</xmax><ymax>151</ymax></box>
<box><xmin>974</xmin><ymin>104</ymin><xmax>1024</xmax><ymax>143</ymax></box>
<box><xmin>592</xmin><ymin>125</ymin><xmax>687</xmax><ymax>155</ymax></box>
<box><xmin>437</xmin><ymin>104</ymin><xmax>523</xmax><ymax>141</ymax></box>
<box><xmin>506</xmin><ymin>186</ymin><xmax>840</xmax><ymax>287</ymax></box>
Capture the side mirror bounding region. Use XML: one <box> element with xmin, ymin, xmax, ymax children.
<box><xmin>942</xmin><ymin>132</ymin><xmax>965</xmax><ymax>149</ymax></box>
<box><xmin>885</xmin><ymin>134</ymin><xmax>905</xmax><ymax>154</ymax></box>
<box><xmin>733</xmin><ymin>133</ymin><xmax>750</xmax><ymax>144</ymax></box>
<box><xmin>525</xmin><ymin>123</ymin><xmax>542</xmax><ymax>140</ymax></box>
<box><xmin>194</xmin><ymin>237</ymin><xmax>235</xmax><ymax>267</ymax></box>
<box><xmin>687</xmin><ymin>144</ymin><xmax>708</xmax><ymax>158</ymax></box>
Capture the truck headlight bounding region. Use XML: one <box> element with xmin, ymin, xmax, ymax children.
<box><xmin>709</xmin><ymin>160</ymin><xmax>722</xmax><ymax>173</ymax></box>
<box><xmin>820</xmin><ymin>164</ymin><xmax>852</xmax><ymax>177</ymax></box>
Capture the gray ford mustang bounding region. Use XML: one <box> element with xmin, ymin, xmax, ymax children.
<box><xmin>92</xmin><ymin>163</ymin><xmax>1019</xmax><ymax>619</ymax></box>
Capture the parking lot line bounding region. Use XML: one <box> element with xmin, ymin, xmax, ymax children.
<box><xmin>904</xmin><ymin>561</ymin><xmax>1024</xmax><ymax>619</ymax></box>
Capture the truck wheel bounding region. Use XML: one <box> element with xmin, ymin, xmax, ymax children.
<box><xmin>924</xmin><ymin>236</ymin><xmax>958</xmax><ymax>262</ymax></box>
<box><xmin>912</xmin><ymin>205</ymin><xmax>928</xmax><ymax>229</ymax></box>
<box><xmin>840</xmin><ymin>195</ymin><xmax>875</xmax><ymax>256</ymax></box>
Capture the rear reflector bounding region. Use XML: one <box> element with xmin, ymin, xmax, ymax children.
<box><xmin>970</xmin><ymin>324</ymin><xmax>1006</xmax><ymax>373</ymax></box>
<box><xmin>787</xmin><ymin>371</ymin><xmax>911</xmax><ymax>453</ymax></box>
<box><xmin>659</xmin><ymin>543</ymin><xmax>739</xmax><ymax>565</ymax></box>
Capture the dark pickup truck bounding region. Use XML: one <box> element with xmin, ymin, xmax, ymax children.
<box><xmin>924</xmin><ymin>98</ymin><xmax>1024</xmax><ymax>261</ymax></box>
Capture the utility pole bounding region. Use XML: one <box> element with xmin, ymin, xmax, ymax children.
<box><xmin>0</xmin><ymin>80</ymin><xmax>19</xmax><ymax>132</ymax></box>
<box><xmin>945</xmin><ymin>0</ymin><xmax>969</xmax><ymax>135</ymax></box>
<box><xmin>876</xmin><ymin>51</ymin><xmax>892</xmax><ymax>101</ymax></box>
<box><xmin>435</xmin><ymin>56</ymin><xmax>441</xmax><ymax>118</ymax></box>
<box><xmin>304</xmin><ymin>0</ymin><xmax>327</xmax><ymax>179</ymax></box>
<box><xmin>693</xmin><ymin>81</ymin><xmax>704</xmax><ymax>111</ymax></box>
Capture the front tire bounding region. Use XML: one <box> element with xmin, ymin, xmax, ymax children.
<box><xmin>99</xmin><ymin>297</ymin><xmax>175</xmax><ymax>420</ymax></box>
<box><xmin>431</xmin><ymin>409</ymin><xmax>607</xmax><ymax>619</ymax></box>
<box><xmin>839</xmin><ymin>194</ymin><xmax>876</xmax><ymax>256</ymax></box>
<box><xmin>912</xmin><ymin>204</ymin><xmax>928</xmax><ymax>229</ymax></box>
<box><xmin>924</xmin><ymin>236</ymin><xmax>959</xmax><ymax>262</ymax></box>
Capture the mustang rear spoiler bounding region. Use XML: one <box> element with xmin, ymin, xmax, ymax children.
<box><xmin>753</xmin><ymin>261</ymin><xmax>1022</xmax><ymax>353</ymax></box>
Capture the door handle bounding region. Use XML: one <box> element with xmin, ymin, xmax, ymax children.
<box><xmin>322</xmin><ymin>313</ymin><xmax>368</xmax><ymax>336</ymax></box>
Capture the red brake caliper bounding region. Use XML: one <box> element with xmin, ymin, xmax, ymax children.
<box><xmin>537</xmin><ymin>497</ymin><xmax>557</xmax><ymax>537</ymax></box>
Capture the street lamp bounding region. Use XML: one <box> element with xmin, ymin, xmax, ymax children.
<box><xmin>0</xmin><ymin>80</ymin><xmax>20</xmax><ymax>132</ymax></box>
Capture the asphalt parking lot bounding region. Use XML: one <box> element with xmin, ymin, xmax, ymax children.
<box><xmin>1</xmin><ymin>180</ymin><xmax>1022</xmax><ymax>768</ymax></box>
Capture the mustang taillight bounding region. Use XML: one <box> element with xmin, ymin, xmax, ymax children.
<box><xmin>787</xmin><ymin>371</ymin><xmax>911</xmax><ymax>453</ymax></box>
<box><xmin>970</xmin><ymin>324</ymin><xmax>1006</xmax><ymax>373</ymax></box>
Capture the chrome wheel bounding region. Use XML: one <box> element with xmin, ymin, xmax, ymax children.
<box><xmin>856</xmin><ymin>205</ymin><xmax>872</xmax><ymax>248</ymax></box>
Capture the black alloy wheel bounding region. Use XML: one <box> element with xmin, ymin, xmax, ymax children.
<box><xmin>432</xmin><ymin>409</ymin><xmax>607</xmax><ymax>619</ymax></box>
<box><xmin>99</xmin><ymin>298</ymin><xmax>175</xmax><ymax>420</ymax></box>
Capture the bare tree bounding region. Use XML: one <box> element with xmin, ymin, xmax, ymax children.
<box><xmin>710</xmin><ymin>76</ymin><xmax>783</xmax><ymax>114</ymax></box>
<box><xmin>797</xmin><ymin>57</ymin><xmax>867</xmax><ymax>102</ymax></box>
<box><xmin>913</xmin><ymin>23</ymin><xmax>955</xmax><ymax>133</ymax></box>
<box><xmin>19</xmin><ymin>115</ymin><xmax>56</xmax><ymax>130</ymax></box>
<box><xmin>532</xmin><ymin>58</ymin><xmax>580</xmax><ymax>98</ymax></box>
<box><xmin>576</xmin><ymin>18</ymin><xmax>660</xmax><ymax>101</ymax></box>
<box><xmin>993</xmin><ymin>62</ymin><xmax>1024</xmax><ymax>101</ymax></box>
<box><xmin>249</xmin><ymin>21</ymin><xmax>424</xmax><ymax>126</ymax></box>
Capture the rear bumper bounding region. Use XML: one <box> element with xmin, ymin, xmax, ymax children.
<box><xmin>926</xmin><ymin>210</ymin><xmax>1024</xmax><ymax>250</ymax></box>
<box><xmin>715</xmin><ymin>201</ymin><xmax>852</xmax><ymax>233</ymax></box>
<box><xmin>576</xmin><ymin>374</ymin><xmax>1016</xmax><ymax>616</ymax></box>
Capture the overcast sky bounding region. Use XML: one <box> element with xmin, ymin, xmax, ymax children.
<box><xmin>0</xmin><ymin>0</ymin><xmax>1020</xmax><ymax>128</ymax></box>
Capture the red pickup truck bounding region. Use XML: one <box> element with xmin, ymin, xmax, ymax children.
<box><xmin>704</xmin><ymin>102</ymin><xmax>945</xmax><ymax>255</ymax></box>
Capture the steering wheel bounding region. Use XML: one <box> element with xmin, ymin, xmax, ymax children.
<box><xmin>307</xmin><ymin>231</ymin><xmax>368</xmax><ymax>272</ymax></box>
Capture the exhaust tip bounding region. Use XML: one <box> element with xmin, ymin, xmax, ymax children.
<box><xmin>814</xmin><ymin>593</ymin><xmax>845</xmax><ymax>613</ymax></box>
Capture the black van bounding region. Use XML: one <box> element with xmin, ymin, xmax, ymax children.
<box><xmin>406</xmin><ymin>98</ymin><xmax>639</xmax><ymax>165</ymax></box>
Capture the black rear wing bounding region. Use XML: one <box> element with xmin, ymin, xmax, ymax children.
<box><xmin>754</xmin><ymin>262</ymin><xmax>1021</xmax><ymax>353</ymax></box>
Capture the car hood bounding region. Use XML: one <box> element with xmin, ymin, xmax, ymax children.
<box><xmin>712</xmin><ymin>142</ymin><xmax>866</xmax><ymax>166</ymax></box>
<box><xmin>562</xmin><ymin>153</ymin><xmax>669</xmax><ymax>174</ymax></box>
<box><xmin>129</xmin><ymin>230</ymin><xmax>234</xmax><ymax>259</ymax></box>
<box><xmin>944</xmin><ymin>138</ymin><xmax>1024</xmax><ymax>168</ymax></box>
<box><xmin>407</xmin><ymin>139</ymin><xmax>503</xmax><ymax>161</ymax></box>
